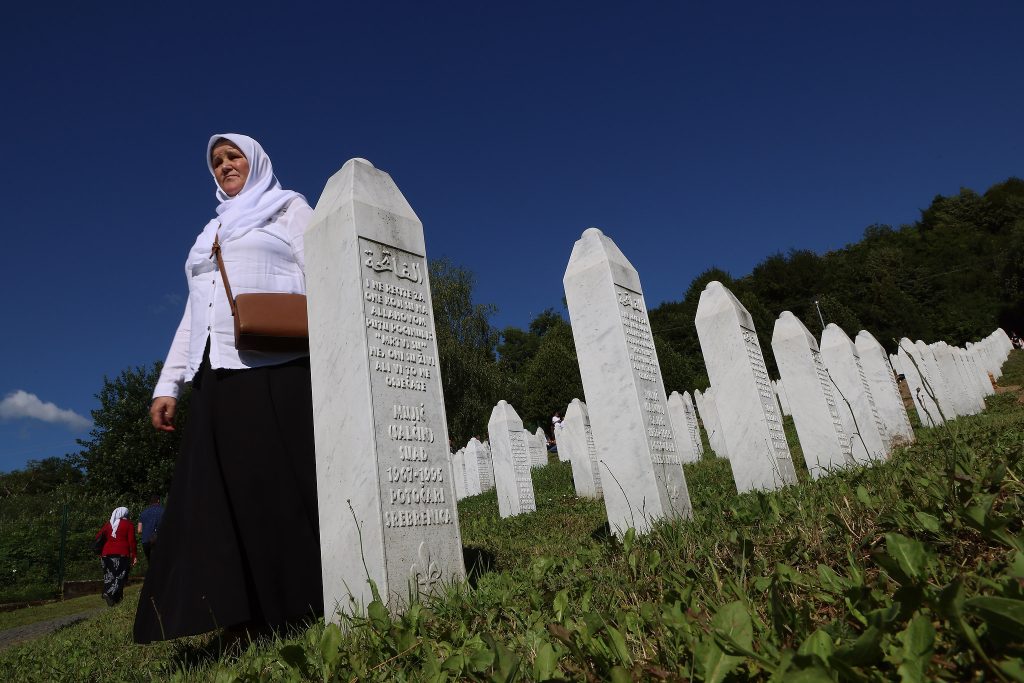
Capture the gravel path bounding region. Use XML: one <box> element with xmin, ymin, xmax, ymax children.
<box><xmin>0</xmin><ymin>608</ymin><xmax>104</xmax><ymax>652</ymax></box>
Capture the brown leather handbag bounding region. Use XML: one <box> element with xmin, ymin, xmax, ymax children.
<box><xmin>212</xmin><ymin>234</ymin><xmax>309</xmax><ymax>352</ymax></box>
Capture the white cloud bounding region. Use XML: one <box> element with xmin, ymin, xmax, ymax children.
<box><xmin>0</xmin><ymin>391</ymin><xmax>91</xmax><ymax>431</ymax></box>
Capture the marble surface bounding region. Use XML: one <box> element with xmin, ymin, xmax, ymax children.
<box><xmin>562</xmin><ymin>399</ymin><xmax>603</xmax><ymax>498</ymax></box>
<box><xmin>931</xmin><ymin>342</ymin><xmax>981</xmax><ymax>416</ymax></box>
<box><xmin>487</xmin><ymin>401</ymin><xmax>537</xmax><ymax>518</ymax></box>
<box><xmin>695</xmin><ymin>281</ymin><xmax>797</xmax><ymax>491</ymax></box>
<box><xmin>667</xmin><ymin>392</ymin><xmax>700</xmax><ymax>464</ymax></box>
<box><xmin>527</xmin><ymin>428</ymin><xmax>548</xmax><ymax>468</ymax></box>
<box><xmin>451</xmin><ymin>448</ymin><xmax>467</xmax><ymax>500</ymax></box>
<box><xmin>897</xmin><ymin>339</ymin><xmax>943</xmax><ymax>426</ymax></box>
<box><xmin>694</xmin><ymin>387</ymin><xmax>729</xmax><ymax>458</ymax></box>
<box><xmin>563</xmin><ymin>228</ymin><xmax>692</xmax><ymax>535</ymax></box>
<box><xmin>771</xmin><ymin>312</ymin><xmax>855</xmax><ymax>479</ymax></box>
<box><xmin>306</xmin><ymin>158</ymin><xmax>465</xmax><ymax>617</ymax></box>
<box><xmin>773</xmin><ymin>380</ymin><xmax>792</xmax><ymax>416</ymax></box>
<box><xmin>819</xmin><ymin>324</ymin><xmax>890</xmax><ymax>463</ymax></box>
<box><xmin>855</xmin><ymin>330</ymin><xmax>915</xmax><ymax>444</ymax></box>
<box><xmin>462</xmin><ymin>438</ymin><xmax>483</xmax><ymax>497</ymax></box>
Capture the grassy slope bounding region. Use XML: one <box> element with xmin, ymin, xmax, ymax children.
<box><xmin>1</xmin><ymin>351</ymin><xmax>1022</xmax><ymax>682</ymax></box>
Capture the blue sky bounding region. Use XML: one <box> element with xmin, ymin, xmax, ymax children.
<box><xmin>1</xmin><ymin>1</ymin><xmax>1022</xmax><ymax>472</ymax></box>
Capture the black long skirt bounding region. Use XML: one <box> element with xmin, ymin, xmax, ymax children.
<box><xmin>133</xmin><ymin>353</ymin><xmax>324</xmax><ymax>643</ymax></box>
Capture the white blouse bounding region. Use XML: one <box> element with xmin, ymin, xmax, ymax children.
<box><xmin>153</xmin><ymin>197</ymin><xmax>314</xmax><ymax>399</ymax></box>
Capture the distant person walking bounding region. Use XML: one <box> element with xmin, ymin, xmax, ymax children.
<box><xmin>95</xmin><ymin>506</ymin><xmax>136</xmax><ymax>606</ymax></box>
<box><xmin>137</xmin><ymin>496</ymin><xmax>164</xmax><ymax>561</ymax></box>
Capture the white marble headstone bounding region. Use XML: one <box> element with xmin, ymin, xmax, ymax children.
<box><xmin>694</xmin><ymin>387</ymin><xmax>729</xmax><ymax>458</ymax></box>
<box><xmin>695</xmin><ymin>281</ymin><xmax>797</xmax><ymax>491</ymax></box>
<box><xmin>855</xmin><ymin>330</ymin><xmax>914</xmax><ymax>444</ymax></box>
<box><xmin>666</xmin><ymin>392</ymin><xmax>700</xmax><ymax>464</ymax></box>
<box><xmin>819</xmin><ymin>324</ymin><xmax>890</xmax><ymax>463</ymax></box>
<box><xmin>914</xmin><ymin>341</ymin><xmax>958</xmax><ymax>420</ymax></box>
<box><xmin>451</xmin><ymin>448</ymin><xmax>468</xmax><ymax>501</ymax></box>
<box><xmin>682</xmin><ymin>391</ymin><xmax>704</xmax><ymax>457</ymax></box>
<box><xmin>563</xmin><ymin>228</ymin><xmax>692</xmax><ymax>535</ymax></box>
<box><xmin>527</xmin><ymin>428</ymin><xmax>547</xmax><ymax>468</ymax></box>
<box><xmin>306</xmin><ymin>158</ymin><xmax>465</xmax><ymax>615</ymax></box>
<box><xmin>562</xmin><ymin>399</ymin><xmax>603</xmax><ymax>498</ymax></box>
<box><xmin>897</xmin><ymin>340</ymin><xmax>942</xmax><ymax>426</ymax></box>
<box><xmin>487</xmin><ymin>401</ymin><xmax>537</xmax><ymax>518</ymax></box>
<box><xmin>773</xmin><ymin>380</ymin><xmax>793</xmax><ymax>416</ymax></box>
<box><xmin>771</xmin><ymin>312</ymin><xmax>854</xmax><ymax>479</ymax></box>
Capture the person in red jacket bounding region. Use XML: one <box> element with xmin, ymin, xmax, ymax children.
<box><xmin>95</xmin><ymin>506</ymin><xmax>137</xmax><ymax>606</ymax></box>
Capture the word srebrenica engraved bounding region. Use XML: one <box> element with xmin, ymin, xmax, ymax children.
<box><xmin>361</xmin><ymin>238</ymin><xmax>456</xmax><ymax>543</ymax></box>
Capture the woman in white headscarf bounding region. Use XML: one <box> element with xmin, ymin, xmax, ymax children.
<box><xmin>95</xmin><ymin>506</ymin><xmax>136</xmax><ymax>606</ymax></box>
<box><xmin>134</xmin><ymin>134</ymin><xmax>323</xmax><ymax>644</ymax></box>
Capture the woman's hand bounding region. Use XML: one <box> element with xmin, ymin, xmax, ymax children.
<box><xmin>151</xmin><ymin>397</ymin><xmax>177</xmax><ymax>432</ymax></box>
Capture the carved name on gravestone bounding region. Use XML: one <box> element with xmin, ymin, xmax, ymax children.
<box><xmin>771</xmin><ymin>311</ymin><xmax>854</xmax><ymax>479</ymax></box>
<box><xmin>487</xmin><ymin>401</ymin><xmax>537</xmax><ymax>518</ymax></box>
<box><xmin>562</xmin><ymin>399</ymin><xmax>603</xmax><ymax>498</ymax></box>
<box><xmin>819</xmin><ymin>324</ymin><xmax>890</xmax><ymax>463</ymax></box>
<box><xmin>564</xmin><ymin>228</ymin><xmax>691</xmax><ymax>535</ymax></box>
<box><xmin>667</xmin><ymin>392</ymin><xmax>700</xmax><ymax>464</ymax></box>
<box><xmin>855</xmin><ymin>331</ymin><xmax>914</xmax><ymax>444</ymax></box>
<box><xmin>695</xmin><ymin>281</ymin><xmax>797</xmax><ymax>491</ymax></box>
<box><xmin>306</xmin><ymin>158</ymin><xmax>464</xmax><ymax>616</ymax></box>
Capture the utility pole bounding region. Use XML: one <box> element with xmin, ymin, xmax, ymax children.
<box><xmin>814</xmin><ymin>300</ymin><xmax>826</xmax><ymax>331</ymax></box>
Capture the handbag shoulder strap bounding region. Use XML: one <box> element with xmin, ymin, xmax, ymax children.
<box><xmin>211</xmin><ymin>230</ymin><xmax>239</xmax><ymax>318</ymax></box>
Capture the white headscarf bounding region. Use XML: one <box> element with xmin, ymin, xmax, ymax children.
<box><xmin>188</xmin><ymin>133</ymin><xmax>304</xmax><ymax>266</ymax></box>
<box><xmin>109</xmin><ymin>507</ymin><xmax>128</xmax><ymax>538</ymax></box>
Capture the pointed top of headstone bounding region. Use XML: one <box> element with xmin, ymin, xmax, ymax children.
<box><xmin>563</xmin><ymin>228</ymin><xmax>641</xmax><ymax>291</ymax></box>
<box><xmin>696</xmin><ymin>280</ymin><xmax>753</xmax><ymax>327</ymax></box>
<box><xmin>489</xmin><ymin>400</ymin><xmax>523</xmax><ymax>425</ymax></box>
<box><xmin>773</xmin><ymin>310</ymin><xmax>818</xmax><ymax>349</ymax></box>
<box><xmin>821</xmin><ymin>323</ymin><xmax>855</xmax><ymax>351</ymax></box>
<box><xmin>855</xmin><ymin>329</ymin><xmax>884</xmax><ymax>351</ymax></box>
<box><xmin>308</xmin><ymin>157</ymin><xmax>423</xmax><ymax>254</ymax></box>
<box><xmin>667</xmin><ymin>391</ymin><xmax>683</xmax><ymax>406</ymax></box>
<box><xmin>682</xmin><ymin>390</ymin><xmax>693</xmax><ymax>402</ymax></box>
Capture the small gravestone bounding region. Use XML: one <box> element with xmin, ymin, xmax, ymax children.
<box><xmin>819</xmin><ymin>324</ymin><xmax>890</xmax><ymax>463</ymax></box>
<box><xmin>534</xmin><ymin>427</ymin><xmax>549</xmax><ymax>463</ymax></box>
<box><xmin>694</xmin><ymin>387</ymin><xmax>729</xmax><ymax>458</ymax></box>
<box><xmin>479</xmin><ymin>440</ymin><xmax>495</xmax><ymax>492</ymax></box>
<box><xmin>562</xmin><ymin>399</ymin><xmax>603</xmax><ymax>498</ymax></box>
<box><xmin>695</xmin><ymin>281</ymin><xmax>797</xmax><ymax>491</ymax></box>
<box><xmin>451</xmin><ymin>448</ymin><xmax>468</xmax><ymax>500</ymax></box>
<box><xmin>563</xmin><ymin>228</ymin><xmax>692</xmax><ymax>535</ymax></box>
<box><xmin>306</xmin><ymin>158</ymin><xmax>464</xmax><ymax>615</ymax></box>
<box><xmin>950</xmin><ymin>345</ymin><xmax>986</xmax><ymax>413</ymax></box>
<box><xmin>771</xmin><ymin>311</ymin><xmax>855</xmax><ymax>478</ymax></box>
<box><xmin>463</xmin><ymin>437</ymin><xmax>492</xmax><ymax>496</ymax></box>
<box><xmin>527</xmin><ymin>429</ymin><xmax>547</xmax><ymax>468</ymax></box>
<box><xmin>897</xmin><ymin>339</ymin><xmax>942</xmax><ymax>426</ymax></box>
<box><xmin>963</xmin><ymin>346</ymin><xmax>993</xmax><ymax>397</ymax></box>
<box><xmin>855</xmin><ymin>330</ymin><xmax>914</xmax><ymax>444</ymax></box>
<box><xmin>666</xmin><ymin>392</ymin><xmax>700</xmax><ymax>464</ymax></box>
<box><xmin>682</xmin><ymin>391</ymin><xmax>704</xmax><ymax>457</ymax></box>
<box><xmin>487</xmin><ymin>401</ymin><xmax>537</xmax><ymax>517</ymax></box>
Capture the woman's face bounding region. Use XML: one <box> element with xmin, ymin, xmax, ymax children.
<box><xmin>210</xmin><ymin>141</ymin><xmax>250</xmax><ymax>197</ymax></box>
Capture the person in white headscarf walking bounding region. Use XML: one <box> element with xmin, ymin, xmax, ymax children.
<box><xmin>95</xmin><ymin>506</ymin><xmax>136</xmax><ymax>606</ymax></box>
<box><xmin>134</xmin><ymin>134</ymin><xmax>323</xmax><ymax>644</ymax></box>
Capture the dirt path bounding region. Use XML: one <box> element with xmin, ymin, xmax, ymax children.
<box><xmin>0</xmin><ymin>608</ymin><xmax>103</xmax><ymax>652</ymax></box>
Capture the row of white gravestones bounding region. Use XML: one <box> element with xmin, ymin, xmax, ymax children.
<box><xmin>487</xmin><ymin>401</ymin><xmax>537</xmax><ymax>518</ymax></box>
<box><xmin>694</xmin><ymin>387</ymin><xmax>729</xmax><ymax>458</ymax></box>
<box><xmin>561</xmin><ymin>399</ymin><xmax>603</xmax><ymax>498</ymax></box>
<box><xmin>563</xmin><ymin>228</ymin><xmax>692</xmax><ymax>536</ymax></box>
<box><xmin>306</xmin><ymin>158</ymin><xmax>465</xmax><ymax>616</ymax></box>
<box><xmin>695</xmin><ymin>281</ymin><xmax>797</xmax><ymax>492</ymax></box>
<box><xmin>773</xmin><ymin>380</ymin><xmax>792</xmax><ymax>416</ymax></box>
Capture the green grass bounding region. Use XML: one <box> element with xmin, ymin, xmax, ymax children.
<box><xmin>1</xmin><ymin>351</ymin><xmax>1022</xmax><ymax>682</ymax></box>
<box><xmin>0</xmin><ymin>589</ymin><xmax>138</xmax><ymax>632</ymax></box>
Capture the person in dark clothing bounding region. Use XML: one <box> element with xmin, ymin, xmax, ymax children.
<box><xmin>95</xmin><ymin>506</ymin><xmax>137</xmax><ymax>606</ymax></box>
<box><xmin>137</xmin><ymin>495</ymin><xmax>164</xmax><ymax>560</ymax></box>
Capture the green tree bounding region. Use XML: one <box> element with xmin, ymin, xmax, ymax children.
<box><xmin>73</xmin><ymin>363</ymin><xmax>189</xmax><ymax>500</ymax></box>
<box><xmin>518</xmin><ymin>320</ymin><xmax>584</xmax><ymax>432</ymax></box>
<box><xmin>429</xmin><ymin>258</ymin><xmax>504</xmax><ymax>445</ymax></box>
<box><xmin>0</xmin><ymin>457</ymin><xmax>83</xmax><ymax>498</ymax></box>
